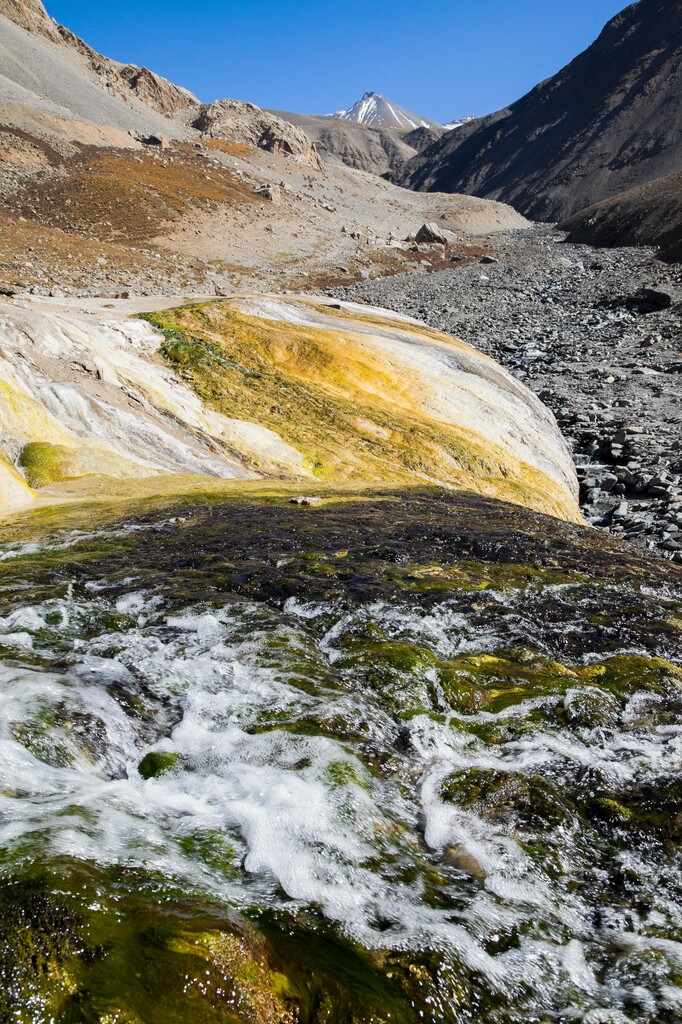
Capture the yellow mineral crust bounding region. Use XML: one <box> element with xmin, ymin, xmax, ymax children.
<box><xmin>0</xmin><ymin>296</ymin><xmax>580</xmax><ymax>522</ymax></box>
<box><xmin>149</xmin><ymin>296</ymin><xmax>580</xmax><ymax>522</ymax></box>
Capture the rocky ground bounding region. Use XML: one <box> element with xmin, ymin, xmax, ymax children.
<box><xmin>335</xmin><ymin>226</ymin><xmax>682</xmax><ymax>563</ymax></box>
<box><xmin>0</xmin><ymin>133</ymin><xmax>524</xmax><ymax>299</ymax></box>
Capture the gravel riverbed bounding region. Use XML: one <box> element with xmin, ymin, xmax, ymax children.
<box><xmin>335</xmin><ymin>225</ymin><xmax>682</xmax><ymax>563</ymax></box>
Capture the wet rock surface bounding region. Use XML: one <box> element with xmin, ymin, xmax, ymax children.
<box><xmin>336</xmin><ymin>226</ymin><xmax>682</xmax><ymax>562</ymax></box>
<box><xmin>0</xmin><ymin>491</ymin><xmax>680</xmax><ymax>1021</ymax></box>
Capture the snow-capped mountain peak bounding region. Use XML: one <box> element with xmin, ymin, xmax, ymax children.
<box><xmin>443</xmin><ymin>115</ymin><xmax>478</xmax><ymax>131</ymax></box>
<box><xmin>328</xmin><ymin>92</ymin><xmax>441</xmax><ymax>132</ymax></box>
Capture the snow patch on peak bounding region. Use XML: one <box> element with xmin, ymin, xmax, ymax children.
<box><xmin>444</xmin><ymin>115</ymin><xmax>478</xmax><ymax>131</ymax></box>
<box><xmin>328</xmin><ymin>92</ymin><xmax>441</xmax><ymax>132</ymax></box>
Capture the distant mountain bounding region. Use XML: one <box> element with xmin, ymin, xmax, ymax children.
<box><xmin>270</xmin><ymin>109</ymin><xmax>420</xmax><ymax>176</ymax></box>
<box><xmin>394</xmin><ymin>0</ymin><xmax>682</xmax><ymax>221</ymax></box>
<box><xmin>329</xmin><ymin>92</ymin><xmax>441</xmax><ymax>132</ymax></box>
<box><xmin>443</xmin><ymin>116</ymin><xmax>477</xmax><ymax>131</ymax></box>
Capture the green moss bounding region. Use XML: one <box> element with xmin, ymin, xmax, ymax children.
<box><xmin>138</xmin><ymin>751</ymin><xmax>180</xmax><ymax>780</ymax></box>
<box><xmin>0</xmin><ymin>864</ymin><xmax>295</xmax><ymax>1024</ymax></box>
<box><xmin>332</xmin><ymin>639</ymin><xmax>442</xmax><ymax>720</ymax></box>
<box><xmin>11</xmin><ymin>702</ymin><xmax>111</xmax><ymax>770</ymax></box>
<box><xmin>587</xmin><ymin>797</ymin><xmax>633</xmax><ymax>824</ymax></box>
<box><xmin>325</xmin><ymin>760</ymin><xmax>371</xmax><ymax>791</ymax></box>
<box><xmin>0</xmin><ymin>861</ymin><xmax>470</xmax><ymax>1024</ymax></box>
<box><xmin>585</xmin><ymin>777</ymin><xmax>682</xmax><ymax>848</ymax></box>
<box><xmin>0</xmin><ymin>876</ymin><xmax>89</xmax><ymax>1022</ymax></box>
<box><xmin>17</xmin><ymin>442</ymin><xmax>75</xmax><ymax>489</ymax></box>
<box><xmin>338</xmin><ymin>639</ymin><xmax>436</xmax><ymax>676</ymax></box>
<box><xmin>176</xmin><ymin>830</ymin><xmax>238</xmax><ymax>878</ymax></box>
<box><xmin>439</xmin><ymin>652</ymin><xmax>682</xmax><ymax>717</ymax></box>
<box><xmin>441</xmin><ymin>767</ymin><xmax>568</xmax><ymax>829</ymax></box>
<box><xmin>439</xmin><ymin>651</ymin><xmax>572</xmax><ymax>715</ymax></box>
<box><xmin>586</xmin><ymin>655</ymin><xmax>682</xmax><ymax>701</ymax></box>
<box><xmin>389</xmin><ymin>559</ymin><xmax>587</xmax><ymax>594</ymax></box>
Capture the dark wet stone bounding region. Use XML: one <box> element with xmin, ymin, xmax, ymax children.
<box><xmin>441</xmin><ymin>767</ymin><xmax>569</xmax><ymax>830</ymax></box>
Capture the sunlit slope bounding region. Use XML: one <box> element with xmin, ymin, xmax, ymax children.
<box><xmin>0</xmin><ymin>296</ymin><xmax>578</xmax><ymax>519</ymax></box>
<box><xmin>143</xmin><ymin>297</ymin><xmax>580</xmax><ymax>522</ymax></box>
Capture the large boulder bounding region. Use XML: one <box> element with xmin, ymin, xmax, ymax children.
<box><xmin>415</xmin><ymin>222</ymin><xmax>451</xmax><ymax>245</ymax></box>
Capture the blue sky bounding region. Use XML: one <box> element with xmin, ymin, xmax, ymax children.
<box><xmin>47</xmin><ymin>0</ymin><xmax>627</xmax><ymax>122</ymax></box>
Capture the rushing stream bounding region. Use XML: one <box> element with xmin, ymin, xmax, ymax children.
<box><xmin>0</xmin><ymin>491</ymin><xmax>681</xmax><ymax>1023</ymax></box>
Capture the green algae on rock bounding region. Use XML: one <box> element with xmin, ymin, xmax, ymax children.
<box><xmin>138</xmin><ymin>750</ymin><xmax>181</xmax><ymax>779</ymax></box>
<box><xmin>0</xmin><ymin>860</ymin><xmax>476</xmax><ymax>1024</ymax></box>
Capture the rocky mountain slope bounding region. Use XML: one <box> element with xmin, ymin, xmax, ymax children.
<box><xmin>0</xmin><ymin>0</ymin><xmax>197</xmax><ymax>129</ymax></box>
<box><xmin>395</xmin><ymin>0</ymin><xmax>682</xmax><ymax>221</ymax></box>
<box><xmin>270</xmin><ymin>109</ymin><xmax>418</xmax><ymax>176</ymax></box>
<box><xmin>330</xmin><ymin>91</ymin><xmax>441</xmax><ymax>131</ymax></box>
<box><xmin>560</xmin><ymin>169</ymin><xmax>682</xmax><ymax>263</ymax></box>
<box><xmin>0</xmin><ymin>0</ymin><xmax>527</xmax><ymax>297</ymax></box>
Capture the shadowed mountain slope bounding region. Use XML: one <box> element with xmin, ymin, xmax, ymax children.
<box><xmin>395</xmin><ymin>0</ymin><xmax>682</xmax><ymax>221</ymax></box>
<box><xmin>560</xmin><ymin>169</ymin><xmax>682</xmax><ymax>262</ymax></box>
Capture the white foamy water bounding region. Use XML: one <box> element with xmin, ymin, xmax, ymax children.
<box><xmin>0</xmin><ymin>578</ymin><xmax>681</xmax><ymax>1021</ymax></box>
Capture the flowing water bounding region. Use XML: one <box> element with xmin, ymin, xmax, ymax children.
<box><xmin>0</xmin><ymin>492</ymin><xmax>681</xmax><ymax>1023</ymax></box>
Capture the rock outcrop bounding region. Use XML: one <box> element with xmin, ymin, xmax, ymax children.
<box><xmin>61</xmin><ymin>29</ymin><xmax>200</xmax><ymax>118</ymax></box>
<box><xmin>0</xmin><ymin>452</ymin><xmax>34</xmax><ymax>510</ymax></box>
<box><xmin>191</xmin><ymin>100</ymin><xmax>322</xmax><ymax>168</ymax></box>
<box><xmin>0</xmin><ymin>0</ymin><xmax>60</xmax><ymax>40</ymax></box>
<box><xmin>395</xmin><ymin>0</ymin><xmax>682</xmax><ymax>221</ymax></box>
